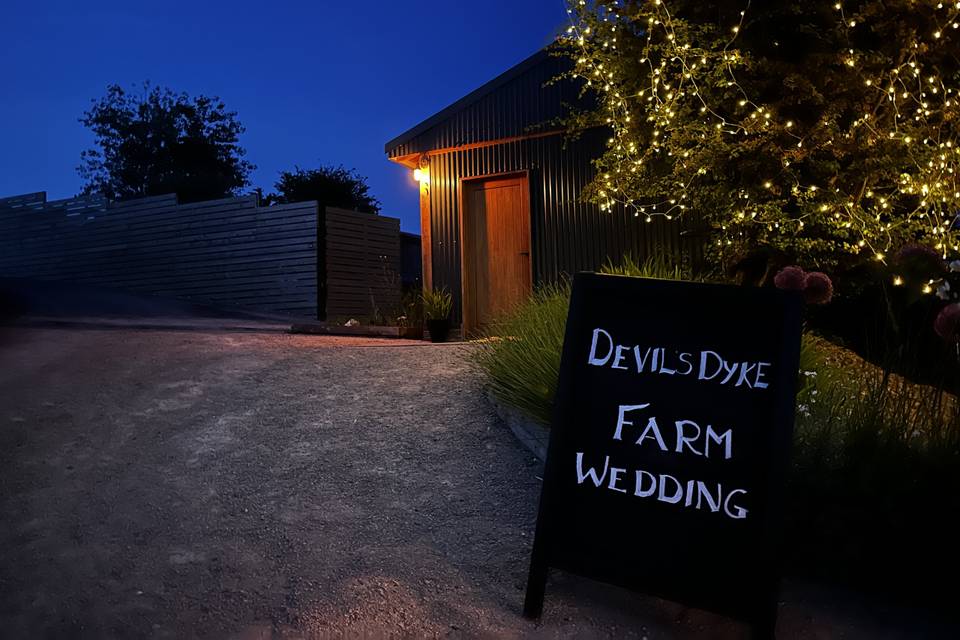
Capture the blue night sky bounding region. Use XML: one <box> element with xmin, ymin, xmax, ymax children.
<box><xmin>0</xmin><ymin>1</ymin><xmax>569</xmax><ymax>232</ymax></box>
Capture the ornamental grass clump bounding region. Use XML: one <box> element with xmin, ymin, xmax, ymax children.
<box><xmin>472</xmin><ymin>283</ymin><xmax>570</xmax><ymax>424</ymax></box>
<box><xmin>472</xmin><ymin>255</ymin><xmax>696</xmax><ymax>423</ymax></box>
<box><xmin>421</xmin><ymin>287</ymin><xmax>452</xmax><ymax>320</ymax></box>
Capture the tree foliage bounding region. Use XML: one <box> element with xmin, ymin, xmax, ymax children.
<box><xmin>79</xmin><ymin>83</ymin><xmax>253</xmax><ymax>203</ymax></box>
<box><xmin>262</xmin><ymin>165</ymin><xmax>381</xmax><ymax>213</ymax></box>
<box><xmin>563</xmin><ymin>0</ymin><xmax>960</xmax><ymax>273</ymax></box>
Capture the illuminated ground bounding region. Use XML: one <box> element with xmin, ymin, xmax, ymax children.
<box><xmin>0</xmin><ymin>326</ymin><xmax>951</xmax><ymax>638</ymax></box>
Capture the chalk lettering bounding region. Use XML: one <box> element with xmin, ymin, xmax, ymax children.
<box><xmin>583</xmin><ymin>328</ymin><xmax>774</xmax><ymax>391</ymax></box>
<box><xmin>587</xmin><ymin>328</ymin><xmax>614</xmax><ymax>366</ymax></box>
<box><xmin>634</xmin><ymin>469</ymin><xmax>657</xmax><ymax>497</ymax></box>
<box><xmin>575</xmin><ymin>454</ymin><xmax>752</xmax><ymax>520</ymax></box>
<box><xmin>613</xmin><ymin>404</ymin><xmax>651</xmax><ymax>440</ymax></box>
<box><xmin>675</xmin><ymin>420</ymin><xmax>703</xmax><ymax>456</ymax></box>
<box><xmin>633</xmin><ymin>346</ymin><xmax>653</xmax><ymax>372</ymax></box>
<box><xmin>705</xmin><ymin>425</ymin><xmax>733</xmax><ymax>460</ymax></box>
<box><xmin>736</xmin><ymin>362</ymin><xmax>758</xmax><ymax>388</ymax></box>
<box><xmin>677</xmin><ymin>351</ymin><xmax>694</xmax><ymax>376</ymax></box>
<box><xmin>614</xmin><ymin>404</ymin><xmax>734</xmax><ymax>461</ymax></box>
<box><xmin>723</xmin><ymin>489</ymin><xmax>749</xmax><ymax>519</ymax></box>
<box><xmin>612</xmin><ymin>345</ymin><xmax>630</xmax><ymax>370</ymax></box>
<box><xmin>636</xmin><ymin>417</ymin><xmax>668</xmax><ymax>451</ymax></box>
<box><xmin>695</xmin><ymin>481</ymin><xmax>722</xmax><ymax>512</ymax></box>
<box><xmin>755</xmin><ymin>362</ymin><xmax>770</xmax><ymax>388</ymax></box>
<box><xmin>698</xmin><ymin>350</ymin><xmax>724</xmax><ymax>381</ymax></box>
<box><xmin>658</xmin><ymin>348</ymin><xmax>676</xmax><ymax>375</ymax></box>
<box><xmin>657</xmin><ymin>473</ymin><xmax>683</xmax><ymax>504</ymax></box>
<box><xmin>575</xmin><ymin>452</ymin><xmax>609</xmax><ymax>487</ymax></box>
<box><xmin>608</xmin><ymin>466</ymin><xmax>627</xmax><ymax>493</ymax></box>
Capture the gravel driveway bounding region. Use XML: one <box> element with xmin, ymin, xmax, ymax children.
<box><xmin>0</xmin><ymin>326</ymin><xmax>951</xmax><ymax>638</ymax></box>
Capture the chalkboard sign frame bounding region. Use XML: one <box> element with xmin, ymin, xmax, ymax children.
<box><xmin>523</xmin><ymin>272</ymin><xmax>803</xmax><ymax>638</ymax></box>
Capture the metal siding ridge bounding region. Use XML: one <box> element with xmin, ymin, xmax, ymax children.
<box><xmin>385</xmin><ymin>49</ymin><xmax>550</xmax><ymax>154</ymax></box>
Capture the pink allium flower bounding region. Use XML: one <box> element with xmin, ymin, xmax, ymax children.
<box><xmin>896</xmin><ymin>243</ymin><xmax>948</xmax><ymax>276</ymax></box>
<box><xmin>934</xmin><ymin>303</ymin><xmax>960</xmax><ymax>343</ymax></box>
<box><xmin>774</xmin><ymin>265</ymin><xmax>806</xmax><ymax>291</ymax></box>
<box><xmin>896</xmin><ymin>243</ymin><xmax>942</xmax><ymax>262</ymax></box>
<box><xmin>803</xmin><ymin>272</ymin><xmax>834</xmax><ymax>305</ymax></box>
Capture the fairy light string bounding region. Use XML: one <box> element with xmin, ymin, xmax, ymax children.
<box><xmin>562</xmin><ymin>0</ymin><xmax>960</xmax><ymax>268</ymax></box>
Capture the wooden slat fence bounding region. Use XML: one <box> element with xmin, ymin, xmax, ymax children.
<box><xmin>324</xmin><ymin>206</ymin><xmax>402</xmax><ymax>320</ymax></box>
<box><xmin>0</xmin><ymin>192</ymin><xmax>320</xmax><ymax>317</ymax></box>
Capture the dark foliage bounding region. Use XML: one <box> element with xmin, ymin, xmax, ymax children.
<box><xmin>563</xmin><ymin>0</ymin><xmax>960</xmax><ymax>272</ymax></box>
<box><xmin>78</xmin><ymin>83</ymin><xmax>253</xmax><ymax>203</ymax></box>
<box><xmin>262</xmin><ymin>165</ymin><xmax>380</xmax><ymax>213</ymax></box>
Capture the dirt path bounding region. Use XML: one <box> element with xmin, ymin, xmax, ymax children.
<box><xmin>0</xmin><ymin>327</ymin><xmax>952</xmax><ymax>638</ymax></box>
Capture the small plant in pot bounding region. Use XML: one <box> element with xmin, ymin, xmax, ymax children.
<box><xmin>421</xmin><ymin>287</ymin><xmax>453</xmax><ymax>343</ymax></box>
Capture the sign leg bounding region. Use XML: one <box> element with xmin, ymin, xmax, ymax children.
<box><xmin>522</xmin><ymin>559</ymin><xmax>548</xmax><ymax>619</ymax></box>
<box><xmin>750</xmin><ymin>604</ymin><xmax>778</xmax><ymax>640</ymax></box>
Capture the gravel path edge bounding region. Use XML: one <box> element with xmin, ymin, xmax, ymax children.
<box><xmin>484</xmin><ymin>390</ymin><xmax>551</xmax><ymax>461</ymax></box>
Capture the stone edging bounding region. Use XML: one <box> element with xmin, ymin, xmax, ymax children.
<box><xmin>290</xmin><ymin>323</ymin><xmax>422</xmax><ymax>339</ymax></box>
<box><xmin>484</xmin><ymin>390</ymin><xmax>550</xmax><ymax>461</ymax></box>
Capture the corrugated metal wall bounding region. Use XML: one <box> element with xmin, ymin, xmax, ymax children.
<box><xmin>424</xmin><ymin>134</ymin><xmax>696</xmax><ymax>319</ymax></box>
<box><xmin>387</xmin><ymin>53</ymin><xmax>701</xmax><ymax>322</ymax></box>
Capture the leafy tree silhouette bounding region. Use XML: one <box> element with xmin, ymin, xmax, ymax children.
<box><xmin>79</xmin><ymin>83</ymin><xmax>253</xmax><ymax>203</ymax></box>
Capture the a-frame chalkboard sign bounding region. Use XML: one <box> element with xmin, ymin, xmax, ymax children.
<box><xmin>523</xmin><ymin>273</ymin><xmax>802</xmax><ymax>638</ymax></box>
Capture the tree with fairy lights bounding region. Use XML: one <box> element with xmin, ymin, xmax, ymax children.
<box><xmin>561</xmin><ymin>0</ymin><xmax>960</xmax><ymax>279</ymax></box>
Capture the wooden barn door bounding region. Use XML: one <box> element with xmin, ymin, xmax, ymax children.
<box><xmin>461</xmin><ymin>173</ymin><xmax>532</xmax><ymax>335</ymax></box>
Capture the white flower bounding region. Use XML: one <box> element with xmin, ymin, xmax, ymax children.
<box><xmin>949</xmin><ymin>260</ymin><xmax>960</xmax><ymax>273</ymax></box>
<box><xmin>937</xmin><ymin>280</ymin><xmax>951</xmax><ymax>301</ymax></box>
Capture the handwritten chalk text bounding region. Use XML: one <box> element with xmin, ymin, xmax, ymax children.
<box><xmin>587</xmin><ymin>328</ymin><xmax>771</xmax><ymax>390</ymax></box>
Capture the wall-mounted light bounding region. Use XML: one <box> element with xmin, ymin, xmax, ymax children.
<box><xmin>413</xmin><ymin>166</ymin><xmax>430</xmax><ymax>187</ymax></box>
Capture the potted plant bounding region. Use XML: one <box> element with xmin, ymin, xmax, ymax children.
<box><xmin>421</xmin><ymin>287</ymin><xmax>453</xmax><ymax>342</ymax></box>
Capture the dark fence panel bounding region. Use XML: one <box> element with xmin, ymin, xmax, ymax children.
<box><xmin>0</xmin><ymin>192</ymin><xmax>319</xmax><ymax>317</ymax></box>
<box><xmin>324</xmin><ymin>207</ymin><xmax>402</xmax><ymax>320</ymax></box>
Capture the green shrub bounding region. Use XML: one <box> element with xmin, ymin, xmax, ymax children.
<box><xmin>421</xmin><ymin>287</ymin><xmax>452</xmax><ymax>320</ymax></box>
<box><xmin>600</xmin><ymin>252</ymin><xmax>695</xmax><ymax>280</ymax></box>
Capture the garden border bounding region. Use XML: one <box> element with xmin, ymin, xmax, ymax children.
<box><xmin>289</xmin><ymin>322</ymin><xmax>422</xmax><ymax>339</ymax></box>
<box><xmin>484</xmin><ymin>389</ymin><xmax>550</xmax><ymax>461</ymax></box>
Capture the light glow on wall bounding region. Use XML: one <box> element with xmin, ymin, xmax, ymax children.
<box><xmin>413</xmin><ymin>168</ymin><xmax>429</xmax><ymax>185</ymax></box>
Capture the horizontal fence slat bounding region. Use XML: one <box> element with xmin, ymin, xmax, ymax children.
<box><xmin>1</xmin><ymin>192</ymin><xmax>410</xmax><ymax>322</ymax></box>
<box><xmin>324</xmin><ymin>206</ymin><xmax>401</xmax><ymax>319</ymax></box>
<box><xmin>0</xmin><ymin>192</ymin><xmax>322</xmax><ymax>318</ymax></box>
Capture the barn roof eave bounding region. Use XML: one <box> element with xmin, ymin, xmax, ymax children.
<box><xmin>383</xmin><ymin>48</ymin><xmax>551</xmax><ymax>156</ymax></box>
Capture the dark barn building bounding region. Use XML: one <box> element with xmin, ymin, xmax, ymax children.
<box><xmin>386</xmin><ymin>50</ymin><xmax>700</xmax><ymax>334</ymax></box>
